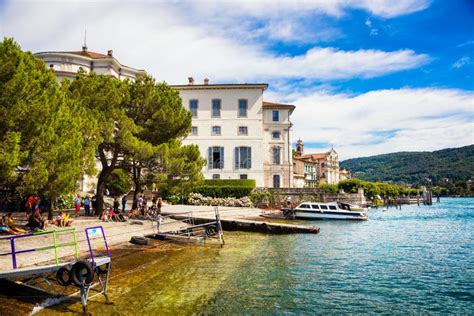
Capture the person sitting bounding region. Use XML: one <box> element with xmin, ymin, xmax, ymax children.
<box><xmin>27</xmin><ymin>213</ymin><xmax>45</xmax><ymax>231</ymax></box>
<box><xmin>5</xmin><ymin>213</ymin><xmax>28</xmax><ymax>234</ymax></box>
<box><xmin>54</xmin><ymin>212</ymin><xmax>74</xmax><ymax>227</ymax></box>
<box><xmin>0</xmin><ymin>216</ymin><xmax>21</xmax><ymax>235</ymax></box>
<box><xmin>52</xmin><ymin>212</ymin><xmax>66</xmax><ymax>227</ymax></box>
<box><xmin>127</xmin><ymin>208</ymin><xmax>141</xmax><ymax>219</ymax></box>
<box><xmin>116</xmin><ymin>212</ymin><xmax>126</xmax><ymax>222</ymax></box>
<box><xmin>102</xmin><ymin>209</ymin><xmax>111</xmax><ymax>222</ymax></box>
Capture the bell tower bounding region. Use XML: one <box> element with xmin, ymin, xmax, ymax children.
<box><xmin>295</xmin><ymin>139</ymin><xmax>304</xmax><ymax>156</ymax></box>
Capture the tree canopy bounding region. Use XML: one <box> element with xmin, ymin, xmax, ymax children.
<box><xmin>0</xmin><ymin>38</ymin><xmax>205</xmax><ymax>211</ymax></box>
<box><xmin>0</xmin><ymin>38</ymin><xmax>97</xmax><ymax>202</ymax></box>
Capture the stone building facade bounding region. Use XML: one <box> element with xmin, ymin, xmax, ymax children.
<box><xmin>34</xmin><ymin>46</ymin><xmax>145</xmax><ymax>82</ymax></box>
<box><xmin>293</xmin><ymin>140</ymin><xmax>342</xmax><ymax>186</ymax></box>
<box><xmin>171</xmin><ymin>79</ymin><xmax>294</xmax><ymax>188</ymax></box>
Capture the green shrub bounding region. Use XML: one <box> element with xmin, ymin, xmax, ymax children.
<box><xmin>319</xmin><ymin>184</ymin><xmax>338</xmax><ymax>194</ymax></box>
<box><xmin>203</xmin><ymin>179</ymin><xmax>256</xmax><ymax>188</ymax></box>
<box><xmin>249</xmin><ymin>190</ymin><xmax>272</xmax><ymax>206</ymax></box>
<box><xmin>167</xmin><ymin>194</ymin><xmax>182</xmax><ymax>205</ymax></box>
<box><xmin>56</xmin><ymin>193</ymin><xmax>75</xmax><ymax>210</ymax></box>
<box><xmin>193</xmin><ymin>185</ymin><xmax>253</xmax><ymax>198</ymax></box>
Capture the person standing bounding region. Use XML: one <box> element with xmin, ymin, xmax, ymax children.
<box><xmin>157</xmin><ymin>198</ymin><xmax>162</xmax><ymax>214</ymax></box>
<box><xmin>84</xmin><ymin>196</ymin><xmax>91</xmax><ymax>216</ymax></box>
<box><xmin>74</xmin><ymin>195</ymin><xmax>81</xmax><ymax>217</ymax></box>
<box><xmin>25</xmin><ymin>194</ymin><xmax>35</xmax><ymax>219</ymax></box>
<box><xmin>155</xmin><ymin>212</ymin><xmax>162</xmax><ymax>233</ymax></box>
<box><xmin>91</xmin><ymin>195</ymin><xmax>97</xmax><ymax>216</ymax></box>
<box><xmin>121</xmin><ymin>194</ymin><xmax>127</xmax><ymax>213</ymax></box>
<box><xmin>113</xmin><ymin>197</ymin><xmax>120</xmax><ymax>214</ymax></box>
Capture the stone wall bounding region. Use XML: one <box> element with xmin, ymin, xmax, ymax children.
<box><xmin>257</xmin><ymin>187</ymin><xmax>367</xmax><ymax>208</ymax></box>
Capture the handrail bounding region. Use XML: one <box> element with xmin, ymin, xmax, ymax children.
<box><xmin>0</xmin><ymin>227</ymin><xmax>79</xmax><ymax>269</ymax></box>
<box><xmin>85</xmin><ymin>226</ymin><xmax>110</xmax><ymax>267</ymax></box>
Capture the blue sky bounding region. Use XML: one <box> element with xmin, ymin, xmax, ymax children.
<box><xmin>1</xmin><ymin>0</ymin><xmax>473</xmax><ymax>159</ymax></box>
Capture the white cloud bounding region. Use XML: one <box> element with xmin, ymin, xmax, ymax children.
<box><xmin>452</xmin><ymin>56</ymin><xmax>471</xmax><ymax>69</ymax></box>
<box><xmin>287</xmin><ymin>88</ymin><xmax>474</xmax><ymax>159</ymax></box>
<box><xmin>355</xmin><ymin>0</ymin><xmax>430</xmax><ymax>18</ymax></box>
<box><xmin>365</xmin><ymin>18</ymin><xmax>379</xmax><ymax>36</ymax></box>
<box><xmin>0</xmin><ymin>1</ymin><xmax>430</xmax><ymax>84</ymax></box>
<box><xmin>189</xmin><ymin>0</ymin><xmax>430</xmax><ymax>19</ymax></box>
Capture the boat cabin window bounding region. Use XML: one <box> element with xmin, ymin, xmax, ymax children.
<box><xmin>311</xmin><ymin>204</ymin><xmax>320</xmax><ymax>209</ymax></box>
<box><xmin>320</xmin><ymin>205</ymin><xmax>328</xmax><ymax>210</ymax></box>
<box><xmin>329</xmin><ymin>205</ymin><xmax>337</xmax><ymax>210</ymax></box>
<box><xmin>299</xmin><ymin>204</ymin><xmax>311</xmax><ymax>209</ymax></box>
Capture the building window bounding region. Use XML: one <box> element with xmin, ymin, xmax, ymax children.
<box><xmin>212</xmin><ymin>99</ymin><xmax>221</xmax><ymax>117</ymax></box>
<box><xmin>235</xmin><ymin>146</ymin><xmax>252</xmax><ymax>169</ymax></box>
<box><xmin>208</xmin><ymin>147</ymin><xmax>224</xmax><ymax>169</ymax></box>
<box><xmin>212</xmin><ymin>174</ymin><xmax>220</xmax><ymax>179</ymax></box>
<box><xmin>212</xmin><ymin>126</ymin><xmax>221</xmax><ymax>135</ymax></box>
<box><xmin>191</xmin><ymin>126</ymin><xmax>198</xmax><ymax>135</ymax></box>
<box><xmin>272</xmin><ymin>147</ymin><xmax>281</xmax><ymax>165</ymax></box>
<box><xmin>240</xmin><ymin>174</ymin><xmax>248</xmax><ymax>179</ymax></box>
<box><xmin>272</xmin><ymin>131</ymin><xmax>281</xmax><ymax>139</ymax></box>
<box><xmin>238</xmin><ymin>126</ymin><xmax>248</xmax><ymax>135</ymax></box>
<box><xmin>238</xmin><ymin>99</ymin><xmax>248</xmax><ymax>117</ymax></box>
<box><xmin>273</xmin><ymin>175</ymin><xmax>281</xmax><ymax>188</ymax></box>
<box><xmin>189</xmin><ymin>99</ymin><xmax>198</xmax><ymax>117</ymax></box>
<box><xmin>272</xmin><ymin>110</ymin><xmax>279</xmax><ymax>122</ymax></box>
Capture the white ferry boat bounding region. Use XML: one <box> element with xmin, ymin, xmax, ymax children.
<box><xmin>283</xmin><ymin>202</ymin><xmax>368</xmax><ymax>220</ymax></box>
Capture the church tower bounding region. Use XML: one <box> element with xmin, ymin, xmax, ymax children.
<box><xmin>295</xmin><ymin>139</ymin><xmax>304</xmax><ymax>156</ymax></box>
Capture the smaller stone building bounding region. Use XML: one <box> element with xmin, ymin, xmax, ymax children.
<box><xmin>293</xmin><ymin>140</ymin><xmax>342</xmax><ymax>187</ymax></box>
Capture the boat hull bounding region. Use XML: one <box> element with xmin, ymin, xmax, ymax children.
<box><xmin>293</xmin><ymin>210</ymin><xmax>368</xmax><ymax>220</ymax></box>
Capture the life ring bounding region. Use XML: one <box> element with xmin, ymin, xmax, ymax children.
<box><xmin>97</xmin><ymin>264</ymin><xmax>110</xmax><ymax>275</ymax></box>
<box><xmin>71</xmin><ymin>260</ymin><xmax>94</xmax><ymax>287</ymax></box>
<box><xmin>130</xmin><ymin>236</ymin><xmax>148</xmax><ymax>245</ymax></box>
<box><xmin>205</xmin><ymin>226</ymin><xmax>217</xmax><ymax>236</ymax></box>
<box><xmin>56</xmin><ymin>267</ymin><xmax>72</xmax><ymax>287</ymax></box>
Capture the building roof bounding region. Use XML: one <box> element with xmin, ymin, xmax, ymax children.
<box><xmin>263</xmin><ymin>101</ymin><xmax>295</xmax><ymax>110</ymax></box>
<box><xmin>171</xmin><ymin>83</ymin><xmax>268</xmax><ymax>90</ymax></box>
<box><xmin>66</xmin><ymin>50</ymin><xmax>109</xmax><ymax>59</ymax></box>
<box><xmin>300</xmin><ymin>153</ymin><xmax>328</xmax><ymax>160</ymax></box>
<box><xmin>34</xmin><ymin>49</ymin><xmax>146</xmax><ymax>73</ymax></box>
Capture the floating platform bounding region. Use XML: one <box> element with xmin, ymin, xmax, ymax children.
<box><xmin>167</xmin><ymin>215</ymin><xmax>320</xmax><ymax>234</ymax></box>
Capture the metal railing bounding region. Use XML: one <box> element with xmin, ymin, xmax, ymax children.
<box><xmin>0</xmin><ymin>228</ymin><xmax>79</xmax><ymax>269</ymax></box>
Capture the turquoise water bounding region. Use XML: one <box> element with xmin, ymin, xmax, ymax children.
<box><xmin>200</xmin><ymin>198</ymin><xmax>474</xmax><ymax>314</ymax></box>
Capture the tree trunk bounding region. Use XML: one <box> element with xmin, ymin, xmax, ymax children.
<box><xmin>132</xmin><ymin>164</ymin><xmax>141</xmax><ymax>209</ymax></box>
<box><xmin>96</xmin><ymin>145</ymin><xmax>119</xmax><ymax>217</ymax></box>
<box><xmin>96</xmin><ymin>170</ymin><xmax>108</xmax><ymax>218</ymax></box>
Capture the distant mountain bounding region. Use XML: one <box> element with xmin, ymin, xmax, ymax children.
<box><xmin>340</xmin><ymin>145</ymin><xmax>474</xmax><ymax>185</ymax></box>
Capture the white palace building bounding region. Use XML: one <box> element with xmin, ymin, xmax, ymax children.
<box><xmin>172</xmin><ymin>78</ymin><xmax>294</xmax><ymax>188</ymax></box>
<box><xmin>35</xmin><ymin>47</ymin><xmax>295</xmax><ymax>189</ymax></box>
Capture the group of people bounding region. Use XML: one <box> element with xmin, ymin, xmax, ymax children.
<box><xmin>75</xmin><ymin>194</ymin><xmax>97</xmax><ymax>217</ymax></box>
<box><xmin>0</xmin><ymin>192</ymin><xmax>166</xmax><ymax>236</ymax></box>
<box><xmin>0</xmin><ymin>213</ymin><xmax>29</xmax><ymax>235</ymax></box>
<box><xmin>51</xmin><ymin>211</ymin><xmax>73</xmax><ymax>227</ymax></box>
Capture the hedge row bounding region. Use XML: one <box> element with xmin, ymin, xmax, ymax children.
<box><xmin>193</xmin><ymin>185</ymin><xmax>253</xmax><ymax>198</ymax></box>
<box><xmin>203</xmin><ymin>179</ymin><xmax>256</xmax><ymax>188</ymax></box>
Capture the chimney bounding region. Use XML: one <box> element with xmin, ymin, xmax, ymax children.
<box><xmin>204</xmin><ymin>78</ymin><xmax>209</xmax><ymax>85</ymax></box>
<box><xmin>107</xmin><ymin>50</ymin><xmax>113</xmax><ymax>57</ymax></box>
<box><xmin>188</xmin><ymin>77</ymin><xmax>194</xmax><ymax>85</ymax></box>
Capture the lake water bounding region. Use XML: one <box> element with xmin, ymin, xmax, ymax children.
<box><xmin>28</xmin><ymin>198</ymin><xmax>474</xmax><ymax>314</ymax></box>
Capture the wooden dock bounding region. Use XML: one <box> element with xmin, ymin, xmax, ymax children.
<box><xmin>167</xmin><ymin>214</ymin><xmax>320</xmax><ymax>234</ymax></box>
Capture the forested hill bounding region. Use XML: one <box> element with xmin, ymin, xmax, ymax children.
<box><xmin>340</xmin><ymin>145</ymin><xmax>474</xmax><ymax>185</ymax></box>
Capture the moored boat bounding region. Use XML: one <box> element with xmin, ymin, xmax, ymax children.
<box><xmin>282</xmin><ymin>202</ymin><xmax>368</xmax><ymax>220</ymax></box>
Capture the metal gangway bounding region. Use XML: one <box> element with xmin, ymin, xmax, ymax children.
<box><xmin>149</xmin><ymin>207</ymin><xmax>225</xmax><ymax>247</ymax></box>
<box><xmin>0</xmin><ymin>225</ymin><xmax>112</xmax><ymax>313</ymax></box>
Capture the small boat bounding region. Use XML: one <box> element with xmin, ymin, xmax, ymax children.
<box><xmin>282</xmin><ymin>202</ymin><xmax>368</xmax><ymax>220</ymax></box>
